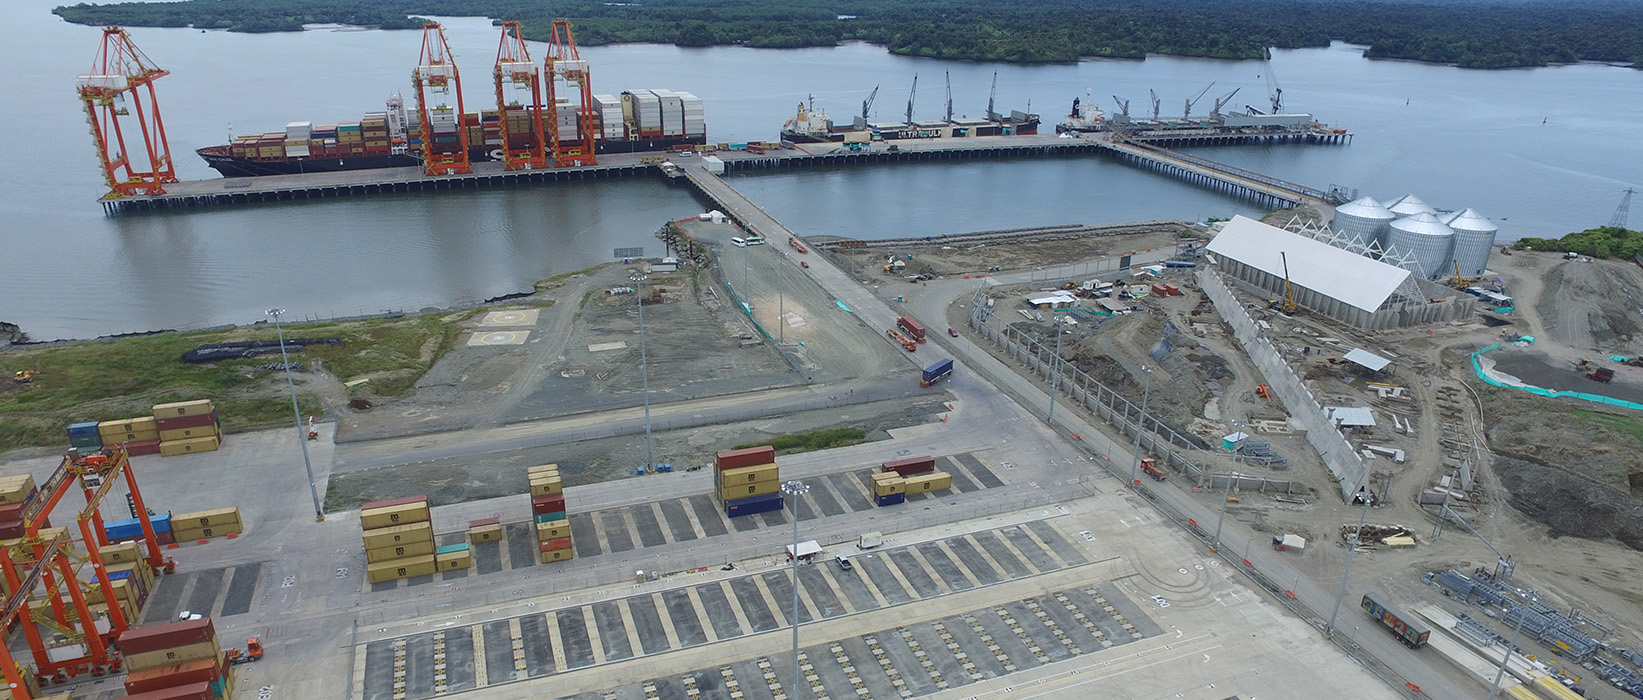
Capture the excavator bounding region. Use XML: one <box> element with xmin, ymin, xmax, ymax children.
<box><xmin>13</xmin><ymin>370</ymin><xmax>36</xmax><ymax>383</ymax></box>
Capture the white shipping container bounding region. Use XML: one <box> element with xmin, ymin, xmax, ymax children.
<box><xmin>701</xmin><ymin>155</ymin><xmax>725</xmax><ymax>175</ymax></box>
<box><xmin>284</xmin><ymin>145</ymin><xmax>311</xmax><ymax>157</ymax></box>
<box><xmin>285</xmin><ymin>121</ymin><xmax>312</xmax><ymax>139</ymax></box>
<box><xmin>653</xmin><ymin>89</ymin><xmax>684</xmax><ymax>136</ymax></box>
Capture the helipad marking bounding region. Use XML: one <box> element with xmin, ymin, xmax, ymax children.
<box><xmin>469</xmin><ymin>331</ymin><xmax>531</xmax><ymax>346</ymax></box>
<box><xmin>479</xmin><ymin>309</ymin><xmax>540</xmax><ymax>327</ymax></box>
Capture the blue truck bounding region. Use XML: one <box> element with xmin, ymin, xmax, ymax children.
<box><xmin>920</xmin><ymin>358</ymin><xmax>954</xmax><ymax>387</ymax></box>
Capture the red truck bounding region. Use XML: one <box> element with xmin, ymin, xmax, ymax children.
<box><xmin>896</xmin><ymin>316</ymin><xmax>927</xmax><ymax>342</ymax></box>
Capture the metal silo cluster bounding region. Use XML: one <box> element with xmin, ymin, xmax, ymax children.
<box><xmin>1331</xmin><ymin>193</ymin><xmax>1499</xmax><ymax>281</ymax></box>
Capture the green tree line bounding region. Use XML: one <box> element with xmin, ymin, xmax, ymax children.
<box><xmin>52</xmin><ymin>0</ymin><xmax>1643</xmax><ymax>68</ymax></box>
<box><xmin>1514</xmin><ymin>226</ymin><xmax>1643</xmax><ymax>260</ymax></box>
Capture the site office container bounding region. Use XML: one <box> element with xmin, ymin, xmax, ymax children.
<box><xmin>882</xmin><ymin>456</ymin><xmax>936</xmax><ymax>477</ymax></box>
<box><xmin>716</xmin><ymin>446</ymin><xmax>776</xmax><ymax>471</ymax></box>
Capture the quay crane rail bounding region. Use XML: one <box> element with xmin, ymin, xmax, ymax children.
<box><xmin>77</xmin><ymin>27</ymin><xmax>176</xmax><ymax>198</ymax></box>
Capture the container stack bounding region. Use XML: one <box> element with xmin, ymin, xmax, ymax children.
<box><xmin>677</xmin><ymin>92</ymin><xmax>707</xmax><ymax>140</ymax></box>
<box><xmin>715</xmin><ymin>446</ymin><xmax>783</xmax><ymax>518</ymax></box>
<box><xmin>653</xmin><ymin>89</ymin><xmax>684</xmax><ymax>138</ymax></box>
<box><xmin>874</xmin><ymin>456</ymin><xmax>953</xmax><ymax>506</ymax></box>
<box><xmin>623</xmin><ymin>90</ymin><xmax>663</xmax><ymax>139</ymax></box>
<box><xmin>555</xmin><ymin>103</ymin><xmax>580</xmax><ymax>144</ymax></box>
<box><xmin>171</xmin><ymin>507</ymin><xmax>243</xmax><ymax>542</ymax></box>
<box><xmin>67</xmin><ymin>421</ymin><xmax>103</xmax><ymax>452</ymax></box>
<box><xmin>283</xmin><ymin>121</ymin><xmax>312</xmax><ymax>159</ymax></box>
<box><xmin>361</xmin><ymin>496</ymin><xmax>436</xmax><ymax>584</ymax></box>
<box><xmin>435</xmin><ymin>542</ymin><xmax>472</xmax><ymax>572</ymax></box>
<box><xmin>152</xmin><ymin>400</ymin><xmax>221</xmax><ymax>457</ymax></box>
<box><xmin>529</xmin><ymin>464</ymin><xmax>573</xmax><ymax>563</ymax></box>
<box><xmin>467</xmin><ymin>517</ymin><xmax>503</xmax><ymax>544</ymax></box>
<box><xmin>117</xmin><ymin>618</ymin><xmax>235</xmax><ymax>700</ymax></box>
<box><xmin>0</xmin><ymin>474</ymin><xmax>43</xmax><ymax>539</ymax></box>
<box><xmin>338</xmin><ymin>120</ymin><xmax>363</xmax><ymax>155</ymax></box>
<box><xmin>362</xmin><ymin>112</ymin><xmax>390</xmax><ymax>155</ymax></box>
<box><xmin>99</xmin><ymin>416</ymin><xmax>161</xmax><ymax>456</ymax></box>
<box><xmin>428</xmin><ymin>108</ymin><xmax>461</xmax><ymax>155</ymax></box>
<box><xmin>106</xmin><ymin>513</ymin><xmax>174</xmax><ymax>546</ymax></box>
<box><xmin>592</xmin><ymin>94</ymin><xmax>626</xmax><ymax>141</ymax></box>
<box><xmin>84</xmin><ymin>542</ymin><xmax>154</xmax><ymax>624</ymax></box>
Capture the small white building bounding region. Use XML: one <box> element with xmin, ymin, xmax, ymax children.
<box><xmin>649</xmin><ymin>257</ymin><xmax>680</xmax><ymax>273</ymax></box>
<box><xmin>1026</xmin><ymin>290</ymin><xmax>1078</xmax><ymax>309</ymax></box>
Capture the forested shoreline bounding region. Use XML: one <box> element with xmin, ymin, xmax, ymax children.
<box><xmin>52</xmin><ymin>0</ymin><xmax>1643</xmax><ymax>69</ymax></box>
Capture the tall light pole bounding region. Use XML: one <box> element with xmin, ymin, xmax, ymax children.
<box><xmin>779</xmin><ymin>480</ymin><xmax>810</xmax><ymax>697</ymax></box>
<box><xmin>777</xmin><ymin>251</ymin><xmax>786</xmax><ymax>344</ymax></box>
<box><xmin>266</xmin><ymin>309</ymin><xmax>324</xmax><ymax>522</ymax></box>
<box><xmin>1327</xmin><ymin>476</ymin><xmax>1372</xmax><ymax>637</ymax></box>
<box><xmin>1212</xmin><ymin>470</ymin><xmax>1236</xmax><ymax>550</ymax></box>
<box><xmin>638</xmin><ymin>284</ymin><xmax>655</xmax><ymax>473</ymax></box>
<box><xmin>1046</xmin><ymin>312</ymin><xmax>1064</xmax><ymax>426</ymax></box>
<box><xmin>1128</xmin><ymin>366</ymin><xmax>1153</xmax><ymax>486</ymax></box>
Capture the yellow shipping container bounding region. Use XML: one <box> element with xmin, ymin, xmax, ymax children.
<box><xmin>85</xmin><ymin>577</ymin><xmax>137</xmax><ymax>604</ymax></box>
<box><xmin>527</xmin><ymin>463</ymin><xmax>559</xmax><ymax>477</ymax></box>
<box><xmin>98</xmin><ymin>417</ymin><xmax>157</xmax><ymax>437</ymax></box>
<box><xmin>0</xmin><ymin>475</ymin><xmax>36</xmax><ymax>504</ymax></box>
<box><xmin>107</xmin><ymin>560</ymin><xmax>154</xmax><ymax>589</ymax></box>
<box><xmin>539</xmin><ymin>548</ymin><xmax>574</xmax><ymax>563</ymax></box>
<box><xmin>124</xmin><ymin>639</ymin><xmax>221</xmax><ymax>672</ymax></box>
<box><xmin>104</xmin><ymin>430</ymin><xmax>160</xmax><ymax>444</ymax></box>
<box><xmin>529</xmin><ymin>475</ymin><xmax>563</xmax><ymax>497</ymax></box>
<box><xmin>152</xmin><ymin>399</ymin><xmax>214</xmax><ymax>418</ymax></box>
<box><xmin>366</xmin><ymin>555</ymin><xmax>437</xmax><ymax>583</ymax></box>
<box><xmin>159</xmin><ymin>426</ymin><xmax>219</xmax><ymax>442</ymax></box>
<box><xmin>85</xmin><ymin>597</ymin><xmax>140</xmax><ymax>632</ymax></box>
<box><xmin>435</xmin><ymin>550</ymin><xmax>472</xmax><ymax>571</ymax></box>
<box><xmin>173</xmin><ymin>507</ymin><xmax>240</xmax><ymax>529</ymax></box>
<box><xmin>159</xmin><ymin>436</ymin><xmax>220</xmax><ymax>457</ymax></box>
<box><xmin>360</xmin><ymin>502</ymin><xmax>430</xmax><ymax>530</ymax></box>
<box><xmin>872</xmin><ymin>478</ymin><xmax>906</xmax><ymax>496</ymax></box>
<box><xmin>535</xmin><ymin>520</ymin><xmax>570</xmax><ymax>540</ymax></box>
<box><xmin>98</xmin><ymin>541</ymin><xmax>141</xmax><ymax>565</ymax></box>
<box><xmin>719</xmin><ymin>463</ymin><xmax>778</xmax><ymax>485</ymax></box>
<box><xmin>173</xmin><ymin>520</ymin><xmax>243</xmax><ymax>541</ymax></box>
<box><xmin>362</xmin><ymin>521</ymin><xmax>433</xmax><ymax>550</ymax></box>
<box><xmin>719</xmin><ymin>480</ymin><xmax>780</xmax><ymax>500</ymax></box>
<box><xmin>903</xmin><ymin>471</ymin><xmax>952</xmax><ymax>492</ymax></box>
<box><xmin>468</xmin><ymin>523</ymin><xmax>504</xmax><ymax>544</ymax></box>
<box><xmin>365</xmin><ymin>539</ymin><xmax>436</xmax><ymax>563</ymax></box>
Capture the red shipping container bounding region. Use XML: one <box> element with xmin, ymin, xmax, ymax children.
<box><xmin>882</xmin><ymin>456</ymin><xmax>936</xmax><ymax>477</ymax></box>
<box><xmin>117</xmin><ymin>618</ymin><xmax>217</xmax><ymax>656</ymax></box>
<box><xmin>126</xmin><ymin>439</ymin><xmax>163</xmax><ymax>456</ymax></box>
<box><xmin>531</xmin><ymin>494</ymin><xmax>565</xmax><ymax>515</ymax></box>
<box><xmin>468</xmin><ymin>516</ymin><xmax>500</xmax><ymax>528</ymax></box>
<box><xmin>538</xmin><ymin>538</ymin><xmax>572</xmax><ymax>552</ymax></box>
<box><xmin>156</xmin><ymin>530</ymin><xmax>176</xmax><ymax>545</ymax></box>
<box><xmin>360</xmin><ymin>495</ymin><xmax>429</xmax><ymax>512</ymax></box>
<box><xmin>124</xmin><ymin>657</ymin><xmax>221</xmax><ymax>695</ymax></box>
<box><xmin>1150</xmin><ymin>284</ymin><xmax>1169</xmax><ymax>297</ymax></box>
<box><xmin>121</xmin><ymin>681</ymin><xmax>214</xmax><ymax>700</ymax></box>
<box><xmin>155</xmin><ymin>413</ymin><xmax>217</xmax><ymax>431</ymax></box>
<box><xmin>0</xmin><ymin>515</ymin><xmax>44</xmax><ymax>539</ymax></box>
<box><xmin>715</xmin><ymin>446</ymin><xmax>775</xmax><ymax>471</ymax></box>
<box><xmin>0</xmin><ymin>502</ymin><xmax>24</xmax><ymax>521</ymax></box>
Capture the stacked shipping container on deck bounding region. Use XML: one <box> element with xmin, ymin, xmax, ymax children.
<box><xmin>361</xmin><ymin>496</ymin><xmax>437</xmax><ymax>583</ymax></box>
<box><xmin>873</xmin><ymin>456</ymin><xmax>953</xmax><ymax>506</ymax></box>
<box><xmin>116</xmin><ymin>619</ymin><xmax>236</xmax><ymax>700</ymax></box>
<box><xmin>152</xmin><ymin>400</ymin><xmax>222</xmax><ymax>457</ymax></box>
<box><xmin>529</xmin><ymin>464</ymin><xmax>573</xmax><ymax>563</ymax></box>
<box><xmin>714</xmin><ymin>446</ymin><xmax>784</xmax><ymax>517</ymax></box>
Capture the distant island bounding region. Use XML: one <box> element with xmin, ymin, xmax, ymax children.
<box><xmin>52</xmin><ymin>0</ymin><xmax>1643</xmax><ymax>69</ymax></box>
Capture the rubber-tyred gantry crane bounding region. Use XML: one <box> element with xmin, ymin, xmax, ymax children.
<box><xmin>0</xmin><ymin>447</ymin><xmax>174</xmax><ymax>697</ymax></box>
<box><xmin>494</xmin><ymin>21</ymin><xmax>549</xmax><ymax>171</ymax></box>
<box><xmin>77</xmin><ymin>27</ymin><xmax>176</xmax><ymax>198</ymax></box>
<box><xmin>413</xmin><ymin>22</ymin><xmax>471</xmax><ymax>176</ymax></box>
<box><xmin>544</xmin><ymin>19</ymin><xmax>597</xmax><ymax>167</ymax></box>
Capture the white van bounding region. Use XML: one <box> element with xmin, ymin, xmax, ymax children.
<box><xmin>730</xmin><ymin>237</ymin><xmax>747</xmax><ymax>247</ymax></box>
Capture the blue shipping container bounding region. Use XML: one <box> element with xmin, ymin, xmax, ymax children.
<box><xmin>875</xmin><ymin>493</ymin><xmax>906</xmax><ymax>507</ymax></box>
<box><xmin>67</xmin><ymin>422</ymin><xmax>101</xmax><ymax>437</ymax></box>
<box><xmin>920</xmin><ymin>358</ymin><xmax>954</xmax><ymax>386</ymax></box>
<box><xmin>436</xmin><ymin>543</ymin><xmax>470</xmax><ymax>555</ymax></box>
<box><xmin>108</xmin><ymin>570</ymin><xmax>131</xmax><ymax>581</ymax></box>
<box><xmin>725</xmin><ymin>492</ymin><xmax>783</xmax><ymax>518</ymax></box>
<box><xmin>534</xmin><ymin>511</ymin><xmax>566</xmax><ymax>524</ymax></box>
<box><xmin>105</xmin><ymin>513</ymin><xmax>171</xmax><ymax>540</ymax></box>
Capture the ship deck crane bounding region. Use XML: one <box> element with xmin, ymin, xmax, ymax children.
<box><xmin>1184</xmin><ymin>82</ymin><xmax>1214</xmax><ymax>121</ymax></box>
<box><xmin>986</xmin><ymin>72</ymin><xmax>999</xmax><ymax>121</ymax></box>
<box><xmin>413</xmin><ymin>22</ymin><xmax>471</xmax><ymax>176</ymax></box>
<box><xmin>1110</xmin><ymin>96</ymin><xmax>1131</xmax><ymax>129</ymax></box>
<box><xmin>494</xmin><ymin>20</ymin><xmax>548</xmax><ymax>171</ymax></box>
<box><xmin>905</xmin><ymin>74</ymin><xmax>918</xmax><ymax>125</ymax></box>
<box><xmin>860</xmin><ymin>85</ymin><xmax>878</xmax><ymax>122</ymax></box>
<box><xmin>1148</xmin><ymin>89</ymin><xmax>1161</xmax><ymax>122</ymax></box>
<box><xmin>1209</xmin><ymin>88</ymin><xmax>1240</xmax><ymax>122</ymax></box>
<box><xmin>943</xmin><ymin>72</ymin><xmax>953</xmax><ymax>123</ymax></box>
<box><xmin>1262</xmin><ymin>54</ymin><xmax>1284</xmax><ymax>114</ymax></box>
<box><xmin>77</xmin><ymin>27</ymin><xmax>177</xmax><ymax>198</ymax></box>
<box><xmin>545</xmin><ymin>18</ymin><xmax>597</xmax><ymax>167</ymax></box>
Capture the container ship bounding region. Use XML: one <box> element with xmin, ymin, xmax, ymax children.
<box><xmin>781</xmin><ymin>101</ymin><xmax>1039</xmax><ymax>145</ymax></box>
<box><xmin>197</xmin><ymin>89</ymin><xmax>707</xmax><ymax>178</ymax></box>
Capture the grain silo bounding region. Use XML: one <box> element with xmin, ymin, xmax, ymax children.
<box><xmin>1386</xmin><ymin>194</ymin><xmax>1437</xmax><ymax>218</ymax></box>
<box><xmin>1331</xmin><ymin>197</ymin><xmax>1398</xmax><ymax>250</ymax></box>
<box><xmin>1445</xmin><ymin>208</ymin><xmax>1498</xmax><ymax>278</ymax></box>
<box><xmin>1385</xmin><ymin>212</ymin><xmax>1454</xmax><ymax>279</ymax></box>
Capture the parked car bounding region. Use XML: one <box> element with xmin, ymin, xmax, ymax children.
<box><xmin>947</xmin><ymin>328</ymin><xmax>958</xmax><ymax>337</ymax></box>
<box><xmin>834</xmin><ymin>555</ymin><xmax>853</xmax><ymax>571</ymax></box>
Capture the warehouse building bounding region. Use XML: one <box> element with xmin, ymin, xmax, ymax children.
<box><xmin>1206</xmin><ymin>216</ymin><xmax>1476</xmax><ymax>329</ymax></box>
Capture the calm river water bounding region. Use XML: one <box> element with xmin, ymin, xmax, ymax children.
<box><xmin>3</xmin><ymin>4</ymin><xmax>1639</xmax><ymax>338</ymax></box>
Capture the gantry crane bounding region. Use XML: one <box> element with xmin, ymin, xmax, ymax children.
<box><xmin>0</xmin><ymin>447</ymin><xmax>175</xmax><ymax>696</ymax></box>
<box><xmin>77</xmin><ymin>27</ymin><xmax>176</xmax><ymax>198</ymax></box>
<box><xmin>493</xmin><ymin>21</ymin><xmax>548</xmax><ymax>171</ymax></box>
<box><xmin>412</xmin><ymin>22</ymin><xmax>471</xmax><ymax>176</ymax></box>
<box><xmin>544</xmin><ymin>19</ymin><xmax>597</xmax><ymax>167</ymax></box>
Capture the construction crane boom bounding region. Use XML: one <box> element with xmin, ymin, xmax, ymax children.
<box><xmin>1278</xmin><ymin>251</ymin><xmax>1298</xmax><ymax>313</ymax></box>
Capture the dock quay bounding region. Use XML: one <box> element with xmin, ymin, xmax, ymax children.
<box><xmin>102</xmin><ymin>130</ymin><xmax>1347</xmax><ymax>214</ymax></box>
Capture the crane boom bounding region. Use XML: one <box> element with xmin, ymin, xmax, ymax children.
<box><xmin>944</xmin><ymin>71</ymin><xmax>953</xmax><ymax>123</ymax></box>
<box><xmin>861</xmin><ymin>85</ymin><xmax>878</xmax><ymax>121</ymax></box>
<box><xmin>905</xmin><ymin>74</ymin><xmax>917</xmax><ymax>124</ymax></box>
<box><xmin>986</xmin><ymin>72</ymin><xmax>998</xmax><ymax>121</ymax></box>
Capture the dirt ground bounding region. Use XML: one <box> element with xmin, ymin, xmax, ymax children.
<box><xmin>816</xmin><ymin>222</ymin><xmax>1189</xmax><ymax>282</ymax></box>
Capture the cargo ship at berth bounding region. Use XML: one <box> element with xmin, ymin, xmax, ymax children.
<box><xmin>197</xmin><ymin>89</ymin><xmax>707</xmax><ymax>178</ymax></box>
<box><xmin>781</xmin><ymin>84</ymin><xmax>1039</xmax><ymax>145</ymax></box>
